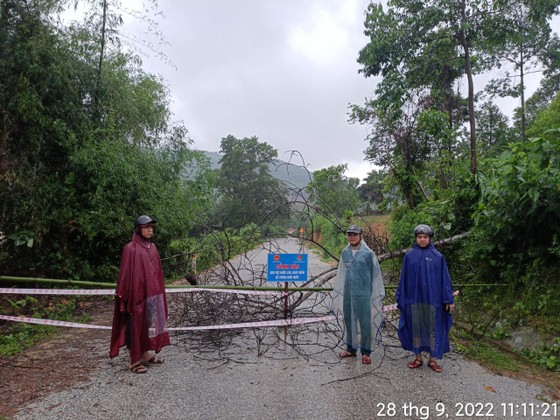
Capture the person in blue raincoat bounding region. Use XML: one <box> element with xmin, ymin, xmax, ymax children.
<box><xmin>332</xmin><ymin>225</ymin><xmax>385</xmax><ymax>365</ymax></box>
<box><xmin>396</xmin><ymin>224</ymin><xmax>455</xmax><ymax>373</ymax></box>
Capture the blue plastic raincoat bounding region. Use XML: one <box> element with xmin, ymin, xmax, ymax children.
<box><xmin>396</xmin><ymin>242</ymin><xmax>454</xmax><ymax>359</ymax></box>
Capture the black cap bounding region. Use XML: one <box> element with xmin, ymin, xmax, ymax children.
<box><xmin>135</xmin><ymin>215</ymin><xmax>157</xmax><ymax>226</ymax></box>
<box><xmin>346</xmin><ymin>225</ymin><xmax>362</xmax><ymax>234</ymax></box>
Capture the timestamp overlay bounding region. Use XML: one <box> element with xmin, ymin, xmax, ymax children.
<box><xmin>362</xmin><ymin>341</ymin><xmax>559</xmax><ymax>420</ymax></box>
<box><xmin>373</xmin><ymin>402</ymin><xmax>558</xmax><ymax>419</ymax></box>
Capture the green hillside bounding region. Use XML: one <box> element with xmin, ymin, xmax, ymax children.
<box><xmin>201</xmin><ymin>151</ymin><xmax>312</xmax><ymax>190</ymax></box>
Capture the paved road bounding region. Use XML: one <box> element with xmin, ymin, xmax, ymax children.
<box><xmin>14</xmin><ymin>238</ymin><xmax>557</xmax><ymax>420</ymax></box>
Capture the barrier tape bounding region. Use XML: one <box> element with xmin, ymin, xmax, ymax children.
<box><xmin>0</xmin><ymin>314</ymin><xmax>337</xmax><ymax>331</ymax></box>
<box><xmin>0</xmin><ymin>287</ymin><xmax>280</xmax><ymax>296</ymax></box>
<box><xmin>383</xmin><ymin>303</ymin><xmax>398</xmax><ymax>312</ymax></box>
<box><xmin>0</xmin><ymin>289</ymin><xmax>458</xmax><ymax>331</ymax></box>
<box><xmin>0</xmin><ymin>288</ymin><xmax>461</xmax><ymax>297</ymax></box>
<box><xmin>0</xmin><ymin>288</ymin><xmax>114</xmax><ymax>296</ymax></box>
<box><xmin>0</xmin><ymin>304</ymin><xmax>398</xmax><ymax>331</ymax></box>
<box><xmin>0</xmin><ymin>314</ymin><xmax>112</xmax><ymax>330</ymax></box>
<box><xmin>168</xmin><ymin>315</ymin><xmax>338</xmax><ymax>331</ymax></box>
<box><xmin>171</xmin><ymin>288</ymin><xmax>279</xmax><ymax>296</ymax></box>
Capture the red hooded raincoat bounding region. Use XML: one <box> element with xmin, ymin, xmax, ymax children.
<box><xmin>110</xmin><ymin>232</ymin><xmax>170</xmax><ymax>363</ymax></box>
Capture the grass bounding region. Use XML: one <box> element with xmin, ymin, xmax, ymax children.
<box><xmin>0</xmin><ymin>324</ymin><xmax>56</xmax><ymax>357</ymax></box>
<box><xmin>452</xmin><ymin>314</ymin><xmax>560</xmax><ymax>401</ymax></box>
<box><xmin>454</xmin><ymin>336</ymin><xmax>519</xmax><ymax>371</ymax></box>
<box><xmin>0</xmin><ymin>295</ymin><xmax>96</xmax><ymax>357</ymax></box>
<box><xmin>361</xmin><ymin>213</ymin><xmax>392</xmax><ymax>225</ymax></box>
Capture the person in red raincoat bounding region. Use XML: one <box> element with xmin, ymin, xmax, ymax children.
<box><xmin>110</xmin><ymin>215</ymin><xmax>170</xmax><ymax>373</ymax></box>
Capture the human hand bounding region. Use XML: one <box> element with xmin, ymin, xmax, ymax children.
<box><xmin>445</xmin><ymin>303</ymin><xmax>455</xmax><ymax>314</ymax></box>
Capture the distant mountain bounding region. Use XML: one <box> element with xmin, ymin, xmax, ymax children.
<box><xmin>200</xmin><ymin>151</ymin><xmax>312</xmax><ymax>190</ymax></box>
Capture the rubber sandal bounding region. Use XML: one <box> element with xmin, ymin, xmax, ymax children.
<box><xmin>141</xmin><ymin>356</ymin><xmax>165</xmax><ymax>365</ymax></box>
<box><xmin>428</xmin><ymin>360</ymin><xmax>442</xmax><ymax>373</ymax></box>
<box><xmin>362</xmin><ymin>355</ymin><xmax>371</xmax><ymax>365</ymax></box>
<box><xmin>130</xmin><ymin>364</ymin><xmax>148</xmax><ymax>374</ymax></box>
<box><xmin>407</xmin><ymin>358</ymin><xmax>423</xmax><ymax>369</ymax></box>
<box><xmin>339</xmin><ymin>351</ymin><xmax>357</xmax><ymax>358</ymax></box>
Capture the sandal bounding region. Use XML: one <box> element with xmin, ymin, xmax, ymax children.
<box><xmin>141</xmin><ymin>356</ymin><xmax>165</xmax><ymax>366</ymax></box>
<box><xmin>407</xmin><ymin>358</ymin><xmax>423</xmax><ymax>369</ymax></box>
<box><xmin>130</xmin><ymin>363</ymin><xmax>148</xmax><ymax>374</ymax></box>
<box><xmin>362</xmin><ymin>355</ymin><xmax>371</xmax><ymax>365</ymax></box>
<box><xmin>428</xmin><ymin>359</ymin><xmax>443</xmax><ymax>373</ymax></box>
<box><xmin>339</xmin><ymin>350</ymin><xmax>357</xmax><ymax>358</ymax></box>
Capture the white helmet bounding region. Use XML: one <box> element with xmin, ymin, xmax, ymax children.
<box><xmin>413</xmin><ymin>224</ymin><xmax>434</xmax><ymax>237</ymax></box>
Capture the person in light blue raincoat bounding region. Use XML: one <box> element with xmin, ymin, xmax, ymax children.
<box><xmin>396</xmin><ymin>224</ymin><xmax>455</xmax><ymax>373</ymax></box>
<box><xmin>332</xmin><ymin>225</ymin><xmax>385</xmax><ymax>365</ymax></box>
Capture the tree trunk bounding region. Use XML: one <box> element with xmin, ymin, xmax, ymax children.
<box><xmin>519</xmin><ymin>47</ymin><xmax>526</xmax><ymax>140</ymax></box>
<box><xmin>377</xmin><ymin>232</ymin><xmax>470</xmax><ymax>263</ymax></box>
<box><xmin>465</xmin><ymin>46</ymin><xmax>477</xmax><ymax>174</ymax></box>
<box><xmin>94</xmin><ymin>0</ymin><xmax>108</xmax><ymax>118</ymax></box>
<box><xmin>460</xmin><ymin>1</ymin><xmax>477</xmax><ymax>174</ymax></box>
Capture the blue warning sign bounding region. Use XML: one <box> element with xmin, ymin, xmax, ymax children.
<box><xmin>267</xmin><ymin>253</ymin><xmax>308</xmax><ymax>282</ymax></box>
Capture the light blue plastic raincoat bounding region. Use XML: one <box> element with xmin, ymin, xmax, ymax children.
<box><xmin>332</xmin><ymin>239</ymin><xmax>385</xmax><ymax>354</ymax></box>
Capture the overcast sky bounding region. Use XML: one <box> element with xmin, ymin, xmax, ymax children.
<box><xmin>117</xmin><ymin>0</ymin><xmax>379</xmax><ymax>181</ymax></box>
<box><xmin>113</xmin><ymin>1</ymin><xmax>557</xmax><ymax>182</ymax></box>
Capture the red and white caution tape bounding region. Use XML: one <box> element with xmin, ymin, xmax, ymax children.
<box><xmin>0</xmin><ymin>314</ymin><xmax>336</xmax><ymax>331</ymax></box>
<box><xmin>0</xmin><ymin>288</ymin><xmax>460</xmax><ymax>297</ymax></box>
<box><xmin>0</xmin><ymin>288</ymin><xmax>114</xmax><ymax>295</ymax></box>
<box><xmin>1</xmin><ymin>288</ymin><xmax>459</xmax><ymax>331</ymax></box>
<box><xmin>168</xmin><ymin>315</ymin><xmax>337</xmax><ymax>331</ymax></box>
<box><xmin>0</xmin><ymin>314</ymin><xmax>112</xmax><ymax>330</ymax></box>
<box><xmin>0</xmin><ymin>303</ymin><xmax>399</xmax><ymax>331</ymax></box>
<box><xmin>383</xmin><ymin>303</ymin><xmax>398</xmax><ymax>312</ymax></box>
<box><xmin>169</xmin><ymin>303</ymin><xmax>400</xmax><ymax>331</ymax></box>
<box><xmin>0</xmin><ymin>287</ymin><xmax>280</xmax><ymax>296</ymax></box>
<box><xmin>168</xmin><ymin>287</ymin><xmax>279</xmax><ymax>296</ymax></box>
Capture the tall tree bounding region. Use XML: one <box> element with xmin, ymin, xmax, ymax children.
<box><xmin>358</xmin><ymin>169</ymin><xmax>387</xmax><ymax>208</ymax></box>
<box><xmin>475</xmin><ymin>100</ymin><xmax>513</xmax><ymax>157</ymax></box>
<box><xmin>305</xmin><ymin>164</ymin><xmax>360</xmax><ymax>217</ymax></box>
<box><xmin>358</xmin><ymin>170</ymin><xmax>388</xmax><ymax>210</ymax></box>
<box><xmin>215</xmin><ymin>135</ymin><xmax>288</xmax><ymax>229</ymax></box>
<box><xmin>475</xmin><ymin>95</ymin><xmax>560</xmax><ymax>283</ymax></box>
<box><xmin>350</xmin><ymin>97</ymin><xmax>425</xmax><ymax>209</ymax></box>
<box><xmin>484</xmin><ymin>0</ymin><xmax>559</xmax><ymax>139</ymax></box>
<box><xmin>0</xmin><ymin>1</ymin><xmax>210</xmax><ymax>280</ymax></box>
<box><xmin>356</xmin><ymin>1</ymin><xmax>512</xmax><ymax>174</ymax></box>
<box><xmin>519</xmin><ymin>34</ymin><xmax>560</xmax><ymax>131</ymax></box>
<box><xmin>350</xmin><ymin>93</ymin><xmax>459</xmax><ymax>209</ymax></box>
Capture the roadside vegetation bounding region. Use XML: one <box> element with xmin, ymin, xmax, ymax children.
<box><xmin>0</xmin><ymin>295</ymin><xmax>93</xmax><ymax>357</ymax></box>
